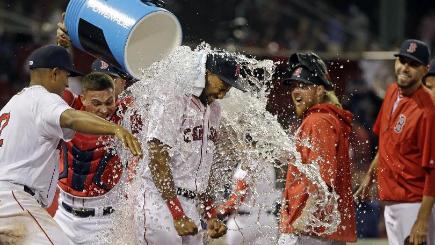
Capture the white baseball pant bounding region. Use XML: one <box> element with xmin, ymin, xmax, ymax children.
<box><xmin>384</xmin><ymin>202</ymin><xmax>435</xmax><ymax>245</ymax></box>
<box><xmin>0</xmin><ymin>182</ymin><xmax>72</xmax><ymax>245</ymax></box>
<box><xmin>226</xmin><ymin>210</ymin><xmax>278</xmax><ymax>245</ymax></box>
<box><xmin>278</xmin><ymin>234</ymin><xmax>345</xmax><ymax>245</ymax></box>
<box><xmin>135</xmin><ymin>183</ymin><xmax>204</xmax><ymax>245</ymax></box>
<box><xmin>54</xmin><ymin>203</ymin><xmax>113</xmax><ymax>244</ymax></box>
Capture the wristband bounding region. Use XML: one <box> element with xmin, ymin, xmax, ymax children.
<box><xmin>219</xmin><ymin>193</ymin><xmax>238</xmax><ymax>215</ymax></box>
<box><xmin>166</xmin><ymin>198</ymin><xmax>186</xmax><ymax>220</ymax></box>
<box><xmin>203</xmin><ymin>198</ymin><xmax>217</xmax><ymax>220</ymax></box>
<box><xmin>219</xmin><ymin>180</ymin><xmax>249</xmax><ymax>215</ymax></box>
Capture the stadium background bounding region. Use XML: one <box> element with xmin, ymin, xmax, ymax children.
<box><xmin>1</xmin><ymin>0</ymin><xmax>434</xmax><ymax>243</ymax></box>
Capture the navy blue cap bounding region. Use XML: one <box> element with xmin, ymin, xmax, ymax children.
<box><xmin>206</xmin><ymin>53</ymin><xmax>247</xmax><ymax>92</ymax></box>
<box><xmin>423</xmin><ymin>59</ymin><xmax>435</xmax><ymax>85</ymax></box>
<box><xmin>394</xmin><ymin>39</ymin><xmax>430</xmax><ymax>66</ymax></box>
<box><xmin>91</xmin><ymin>59</ymin><xmax>135</xmax><ymax>81</ymax></box>
<box><xmin>28</xmin><ymin>45</ymin><xmax>82</xmax><ymax>76</ymax></box>
<box><xmin>282</xmin><ymin>52</ymin><xmax>333</xmax><ymax>90</ymax></box>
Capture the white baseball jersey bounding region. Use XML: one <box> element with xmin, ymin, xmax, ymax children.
<box><xmin>235</xmin><ymin>161</ymin><xmax>281</xmax><ymax>212</ymax></box>
<box><xmin>225</xmin><ymin>161</ymin><xmax>281</xmax><ymax>245</ymax></box>
<box><xmin>146</xmin><ymin>95</ymin><xmax>221</xmax><ymax>193</ymax></box>
<box><xmin>0</xmin><ymin>85</ymin><xmax>73</xmax><ymax>207</ymax></box>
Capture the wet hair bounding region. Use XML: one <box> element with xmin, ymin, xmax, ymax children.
<box><xmin>81</xmin><ymin>72</ymin><xmax>115</xmax><ymax>92</ymax></box>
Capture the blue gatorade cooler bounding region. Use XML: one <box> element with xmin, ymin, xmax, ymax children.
<box><xmin>65</xmin><ymin>0</ymin><xmax>182</xmax><ymax>78</ymax></box>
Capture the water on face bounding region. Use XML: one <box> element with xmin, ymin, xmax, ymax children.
<box><xmin>100</xmin><ymin>44</ymin><xmax>342</xmax><ymax>243</ymax></box>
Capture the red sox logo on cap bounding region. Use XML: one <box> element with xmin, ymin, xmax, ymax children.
<box><xmin>100</xmin><ymin>60</ymin><xmax>109</xmax><ymax>69</ymax></box>
<box><xmin>406</xmin><ymin>42</ymin><xmax>417</xmax><ymax>53</ymax></box>
<box><xmin>293</xmin><ymin>67</ymin><xmax>303</xmax><ymax>77</ymax></box>
<box><xmin>394</xmin><ymin>114</ymin><xmax>406</xmax><ymax>133</ymax></box>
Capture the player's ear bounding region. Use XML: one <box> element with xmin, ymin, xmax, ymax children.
<box><xmin>51</xmin><ymin>68</ymin><xmax>59</xmax><ymax>80</ymax></box>
<box><xmin>423</xmin><ymin>65</ymin><xmax>429</xmax><ymax>73</ymax></box>
<box><xmin>52</xmin><ymin>67</ymin><xmax>62</xmax><ymax>76</ymax></box>
<box><xmin>316</xmin><ymin>85</ymin><xmax>326</xmax><ymax>100</ymax></box>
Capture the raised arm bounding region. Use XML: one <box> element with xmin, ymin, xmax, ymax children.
<box><xmin>60</xmin><ymin>109</ymin><xmax>142</xmax><ymax>157</ymax></box>
<box><xmin>56</xmin><ymin>12</ymin><xmax>71</xmax><ymax>49</ymax></box>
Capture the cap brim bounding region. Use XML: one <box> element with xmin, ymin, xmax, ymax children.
<box><xmin>282</xmin><ymin>77</ymin><xmax>314</xmax><ymax>86</ymax></box>
<box><xmin>220</xmin><ymin>77</ymin><xmax>247</xmax><ymax>92</ymax></box>
<box><xmin>65</xmin><ymin>68</ymin><xmax>83</xmax><ymax>77</ymax></box>
<box><xmin>394</xmin><ymin>53</ymin><xmax>425</xmax><ymax>65</ymax></box>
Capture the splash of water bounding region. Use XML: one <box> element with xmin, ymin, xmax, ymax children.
<box><xmin>214</xmin><ymin>89</ymin><xmax>341</xmax><ymax>237</ymax></box>
<box><xmin>102</xmin><ymin>43</ymin><xmax>342</xmax><ymax>243</ymax></box>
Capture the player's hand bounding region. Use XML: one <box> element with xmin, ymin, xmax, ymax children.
<box><xmin>353</xmin><ymin>171</ymin><xmax>375</xmax><ymax>201</ymax></box>
<box><xmin>57</xmin><ymin>12</ymin><xmax>71</xmax><ymax>48</ymax></box>
<box><xmin>173</xmin><ymin>216</ymin><xmax>198</xmax><ymax>236</ymax></box>
<box><xmin>207</xmin><ymin>218</ymin><xmax>227</xmax><ymax>238</ymax></box>
<box><xmin>114</xmin><ymin>126</ymin><xmax>143</xmax><ymax>157</ymax></box>
<box><xmin>409</xmin><ymin>218</ymin><xmax>428</xmax><ymax>245</ymax></box>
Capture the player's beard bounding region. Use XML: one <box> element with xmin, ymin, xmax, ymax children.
<box><xmin>396</xmin><ymin>76</ymin><xmax>419</xmax><ymax>90</ymax></box>
<box><xmin>292</xmin><ymin>93</ymin><xmax>317</xmax><ymax>118</ymax></box>
<box><xmin>294</xmin><ymin>104</ymin><xmax>306</xmax><ymax>118</ymax></box>
<box><xmin>294</xmin><ymin>100</ymin><xmax>315</xmax><ymax>118</ymax></box>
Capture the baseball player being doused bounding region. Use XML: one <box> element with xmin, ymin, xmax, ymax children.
<box><xmin>129</xmin><ymin>50</ymin><xmax>248</xmax><ymax>245</ymax></box>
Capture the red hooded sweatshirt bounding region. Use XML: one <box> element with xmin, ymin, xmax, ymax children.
<box><xmin>280</xmin><ymin>103</ymin><xmax>357</xmax><ymax>242</ymax></box>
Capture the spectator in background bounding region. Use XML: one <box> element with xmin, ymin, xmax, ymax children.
<box><xmin>419</xmin><ymin>12</ymin><xmax>435</xmax><ymax>49</ymax></box>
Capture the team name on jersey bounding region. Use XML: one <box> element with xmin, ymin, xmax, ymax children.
<box><xmin>183</xmin><ymin>126</ymin><xmax>217</xmax><ymax>143</ymax></box>
<box><xmin>394</xmin><ymin>114</ymin><xmax>406</xmax><ymax>133</ymax></box>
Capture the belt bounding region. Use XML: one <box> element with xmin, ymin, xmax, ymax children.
<box><xmin>236</xmin><ymin>210</ymin><xmax>251</xmax><ymax>216</ymax></box>
<box><xmin>176</xmin><ymin>187</ymin><xmax>197</xmax><ymax>199</ymax></box>
<box><xmin>23</xmin><ymin>185</ymin><xmax>35</xmax><ymax>196</ymax></box>
<box><xmin>61</xmin><ymin>202</ymin><xmax>114</xmax><ymax>218</ymax></box>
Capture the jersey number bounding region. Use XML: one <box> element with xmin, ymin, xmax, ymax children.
<box><xmin>0</xmin><ymin>113</ymin><xmax>11</xmax><ymax>147</ymax></box>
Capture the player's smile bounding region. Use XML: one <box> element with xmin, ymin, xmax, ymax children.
<box><xmin>290</xmin><ymin>83</ymin><xmax>317</xmax><ymax>117</ymax></box>
<box><xmin>397</xmin><ymin>72</ymin><xmax>411</xmax><ymax>80</ymax></box>
<box><xmin>394</xmin><ymin>56</ymin><xmax>427</xmax><ymax>90</ymax></box>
